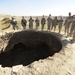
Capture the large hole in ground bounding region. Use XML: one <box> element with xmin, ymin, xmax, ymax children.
<box><xmin>0</xmin><ymin>31</ymin><xmax>62</xmax><ymax>67</ymax></box>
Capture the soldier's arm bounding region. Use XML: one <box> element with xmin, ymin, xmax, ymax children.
<box><xmin>25</xmin><ymin>19</ymin><xmax>27</xmax><ymax>23</ymax></box>
<box><xmin>51</xmin><ymin>19</ymin><xmax>53</xmax><ymax>22</ymax></box>
<box><xmin>45</xmin><ymin>18</ymin><xmax>46</xmax><ymax>22</ymax></box>
<box><xmin>62</xmin><ymin>19</ymin><xmax>63</xmax><ymax>22</ymax></box>
<box><xmin>64</xmin><ymin>20</ymin><xmax>67</xmax><ymax>26</ymax></box>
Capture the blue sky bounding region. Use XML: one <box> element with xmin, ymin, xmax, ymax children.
<box><xmin>0</xmin><ymin>0</ymin><xmax>75</xmax><ymax>16</ymax></box>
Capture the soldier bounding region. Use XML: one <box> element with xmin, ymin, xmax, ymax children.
<box><xmin>64</xmin><ymin>12</ymin><xmax>72</xmax><ymax>36</ymax></box>
<box><xmin>69</xmin><ymin>15</ymin><xmax>75</xmax><ymax>37</ymax></box>
<box><xmin>72</xmin><ymin>29</ymin><xmax>75</xmax><ymax>42</ymax></box>
<box><xmin>51</xmin><ymin>17</ymin><xmax>58</xmax><ymax>31</ymax></box>
<box><xmin>58</xmin><ymin>16</ymin><xmax>63</xmax><ymax>33</ymax></box>
<box><xmin>70</xmin><ymin>15</ymin><xmax>75</xmax><ymax>42</ymax></box>
<box><xmin>47</xmin><ymin>14</ymin><xmax>52</xmax><ymax>31</ymax></box>
<box><xmin>41</xmin><ymin>15</ymin><xmax>46</xmax><ymax>31</ymax></box>
<box><xmin>11</xmin><ymin>17</ymin><xmax>18</xmax><ymax>30</ymax></box>
<box><xmin>29</xmin><ymin>16</ymin><xmax>34</xmax><ymax>29</ymax></box>
<box><xmin>35</xmin><ymin>17</ymin><xmax>40</xmax><ymax>30</ymax></box>
<box><xmin>21</xmin><ymin>16</ymin><xmax>27</xmax><ymax>29</ymax></box>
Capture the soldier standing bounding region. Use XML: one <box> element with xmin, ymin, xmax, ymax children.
<box><xmin>58</xmin><ymin>16</ymin><xmax>63</xmax><ymax>33</ymax></box>
<box><xmin>21</xmin><ymin>16</ymin><xmax>27</xmax><ymax>29</ymax></box>
<box><xmin>11</xmin><ymin>17</ymin><xmax>18</xmax><ymax>30</ymax></box>
<box><xmin>51</xmin><ymin>17</ymin><xmax>58</xmax><ymax>31</ymax></box>
<box><xmin>29</xmin><ymin>16</ymin><xmax>34</xmax><ymax>29</ymax></box>
<box><xmin>64</xmin><ymin>12</ymin><xmax>72</xmax><ymax>36</ymax></box>
<box><xmin>69</xmin><ymin>15</ymin><xmax>75</xmax><ymax>37</ymax></box>
<box><xmin>41</xmin><ymin>15</ymin><xmax>46</xmax><ymax>31</ymax></box>
<box><xmin>35</xmin><ymin>17</ymin><xmax>40</xmax><ymax>30</ymax></box>
<box><xmin>47</xmin><ymin>14</ymin><xmax>52</xmax><ymax>31</ymax></box>
<box><xmin>72</xmin><ymin>28</ymin><xmax>75</xmax><ymax>42</ymax></box>
<box><xmin>69</xmin><ymin>15</ymin><xmax>75</xmax><ymax>42</ymax></box>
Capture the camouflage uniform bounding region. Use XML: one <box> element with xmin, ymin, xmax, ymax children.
<box><xmin>21</xmin><ymin>16</ymin><xmax>27</xmax><ymax>29</ymax></box>
<box><xmin>41</xmin><ymin>16</ymin><xmax>46</xmax><ymax>31</ymax></box>
<box><xmin>47</xmin><ymin>15</ymin><xmax>52</xmax><ymax>31</ymax></box>
<box><xmin>11</xmin><ymin>18</ymin><xmax>18</xmax><ymax>30</ymax></box>
<box><xmin>35</xmin><ymin>17</ymin><xmax>40</xmax><ymax>30</ymax></box>
<box><xmin>73</xmin><ymin>28</ymin><xmax>75</xmax><ymax>42</ymax></box>
<box><xmin>58</xmin><ymin>17</ymin><xmax>63</xmax><ymax>33</ymax></box>
<box><xmin>64</xmin><ymin>13</ymin><xmax>72</xmax><ymax>36</ymax></box>
<box><xmin>69</xmin><ymin>16</ymin><xmax>75</xmax><ymax>37</ymax></box>
<box><xmin>51</xmin><ymin>17</ymin><xmax>58</xmax><ymax>31</ymax></box>
<box><xmin>64</xmin><ymin>17</ymin><xmax>72</xmax><ymax>35</ymax></box>
<box><xmin>29</xmin><ymin>17</ymin><xmax>34</xmax><ymax>29</ymax></box>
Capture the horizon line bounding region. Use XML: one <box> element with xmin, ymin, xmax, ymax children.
<box><xmin>0</xmin><ymin>13</ymin><xmax>68</xmax><ymax>17</ymax></box>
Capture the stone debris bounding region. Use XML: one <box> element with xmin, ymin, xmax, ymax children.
<box><xmin>11</xmin><ymin>65</ymin><xmax>23</xmax><ymax>75</ymax></box>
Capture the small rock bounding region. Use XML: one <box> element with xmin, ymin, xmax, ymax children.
<box><xmin>11</xmin><ymin>65</ymin><xmax>23</xmax><ymax>74</ymax></box>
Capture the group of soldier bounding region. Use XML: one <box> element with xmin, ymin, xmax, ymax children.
<box><xmin>21</xmin><ymin>15</ymin><xmax>63</xmax><ymax>32</ymax></box>
<box><xmin>10</xmin><ymin>12</ymin><xmax>75</xmax><ymax>41</ymax></box>
<box><xmin>11</xmin><ymin>15</ymin><xmax>63</xmax><ymax>31</ymax></box>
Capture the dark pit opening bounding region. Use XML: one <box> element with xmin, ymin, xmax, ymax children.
<box><xmin>0</xmin><ymin>41</ymin><xmax>62</xmax><ymax>67</ymax></box>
